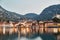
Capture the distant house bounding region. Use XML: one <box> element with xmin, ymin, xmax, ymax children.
<box><xmin>52</xmin><ymin>14</ymin><xmax>60</xmax><ymax>22</ymax></box>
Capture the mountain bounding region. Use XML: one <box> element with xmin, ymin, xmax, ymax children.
<box><xmin>24</xmin><ymin>13</ymin><xmax>38</xmax><ymax>20</ymax></box>
<box><xmin>0</xmin><ymin>6</ymin><xmax>24</xmax><ymax>22</ymax></box>
<box><xmin>1</xmin><ymin>4</ymin><xmax>60</xmax><ymax>21</ymax></box>
<box><xmin>39</xmin><ymin>4</ymin><xmax>60</xmax><ymax>21</ymax></box>
<box><xmin>0</xmin><ymin>6</ymin><xmax>39</xmax><ymax>21</ymax></box>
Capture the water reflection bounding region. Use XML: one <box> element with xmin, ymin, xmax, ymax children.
<box><xmin>15</xmin><ymin>37</ymin><xmax>42</xmax><ymax>40</ymax></box>
<box><xmin>0</xmin><ymin>33</ymin><xmax>56</xmax><ymax>40</ymax></box>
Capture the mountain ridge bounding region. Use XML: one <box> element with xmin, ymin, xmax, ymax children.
<box><xmin>39</xmin><ymin>4</ymin><xmax>60</xmax><ymax>21</ymax></box>
<box><xmin>0</xmin><ymin>4</ymin><xmax>60</xmax><ymax>21</ymax></box>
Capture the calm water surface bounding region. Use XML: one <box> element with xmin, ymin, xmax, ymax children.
<box><xmin>0</xmin><ymin>33</ymin><xmax>56</xmax><ymax>40</ymax></box>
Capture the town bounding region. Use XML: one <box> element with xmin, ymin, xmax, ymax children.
<box><xmin>0</xmin><ymin>19</ymin><xmax>60</xmax><ymax>35</ymax></box>
<box><xmin>0</xmin><ymin>18</ymin><xmax>60</xmax><ymax>40</ymax></box>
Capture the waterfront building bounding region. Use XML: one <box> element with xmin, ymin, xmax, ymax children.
<box><xmin>39</xmin><ymin>21</ymin><xmax>44</xmax><ymax>33</ymax></box>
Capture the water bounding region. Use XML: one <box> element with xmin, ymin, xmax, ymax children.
<box><xmin>14</xmin><ymin>37</ymin><xmax>42</xmax><ymax>40</ymax></box>
<box><xmin>0</xmin><ymin>33</ymin><xmax>56</xmax><ymax>40</ymax></box>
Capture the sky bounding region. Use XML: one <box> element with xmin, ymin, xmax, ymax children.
<box><xmin>0</xmin><ymin>0</ymin><xmax>60</xmax><ymax>15</ymax></box>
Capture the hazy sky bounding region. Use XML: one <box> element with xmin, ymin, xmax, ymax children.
<box><xmin>0</xmin><ymin>0</ymin><xmax>60</xmax><ymax>15</ymax></box>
